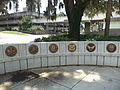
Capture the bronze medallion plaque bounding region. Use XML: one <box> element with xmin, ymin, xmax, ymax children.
<box><xmin>5</xmin><ymin>46</ymin><xmax>17</xmax><ymax>57</ymax></box>
<box><xmin>106</xmin><ymin>43</ymin><xmax>116</xmax><ymax>53</ymax></box>
<box><xmin>86</xmin><ymin>43</ymin><xmax>96</xmax><ymax>52</ymax></box>
<box><xmin>29</xmin><ymin>44</ymin><xmax>39</xmax><ymax>54</ymax></box>
<box><xmin>68</xmin><ymin>43</ymin><xmax>76</xmax><ymax>52</ymax></box>
<box><xmin>49</xmin><ymin>44</ymin><xmax>58</xmax><ymax>53</ymax></box>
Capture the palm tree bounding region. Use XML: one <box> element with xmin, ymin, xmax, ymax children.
<box><xmin>0</xmin><ymin>0</ymin><xmax>8</xmax><ymax>14</ymax></box>
<box><xmin>26</xmin><ymin>0</ymin><xmax>36</xmax><ymax>12</ymax></box>
<box><xmin>37</xmin><ymin>0</ymin><xmax>41</xmax><ymax>17</ymax></box>
<box><xmin>0</xmin><ymin>0</ymin><xmax>20</xmax><ymax>14</ymax></box>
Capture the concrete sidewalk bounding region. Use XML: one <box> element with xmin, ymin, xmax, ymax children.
<box><xmin>0</xmin><ymin>66</ymin><xmax>120</xmax><ymax>90</ymax></box>
<box><xmin>0</xmin><ymin>33</ymin><xmax>49</xmax><ymax>44</ymax></box>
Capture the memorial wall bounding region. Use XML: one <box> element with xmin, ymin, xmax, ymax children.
<box><xmin>0</xmin><ymin>41</ymin><xmax>120</xmax><ymax>74</ymax></box>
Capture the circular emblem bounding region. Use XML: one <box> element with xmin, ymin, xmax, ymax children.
<box><xmin>5</xmin><ymin>46</ymin><xmax>17</xmax><ymax>57</ymax></box>
<box><xmin>49</xmin><ymin>44</ymin><xmax>58</xmax><ymax>53</ymax></box>
<box><xmin>29</xmin><ymin>44</ymin><xmax>39</xmax><ymax>54</ymax></box>
<box><xmin>68</xmin><ymin>43</ymin><xmax>76</xmax><ymax>52</ymax></box>
<box><xmin>106</xmin><ymin>43</ymin><xmax>116</xmax><ymax>53</ymax></box>
<box><xmin>86</xmin><ymin>43</ymin><xmax>96</xmax><ymax>52</ymax></box>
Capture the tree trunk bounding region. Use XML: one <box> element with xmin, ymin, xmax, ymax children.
<box><xmin>37</xmin><ymin>0</ymin><xmax>41</xmax><ymax>17</ymax></box>
<box><xmin>104</xmin><ymin>0</ymin><xmax>112</xmax><ymax>39</ymax></box>
<box><xmin>63</xmin><ymin>0</ymin><xmax>90</xmax><ymax>40</ymax></box>
<box><xmin>68</xmin><ymin>9</ymin><xmax>83</xmax><ymax>40</ymax></box>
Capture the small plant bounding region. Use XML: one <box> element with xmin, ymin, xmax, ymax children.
<box><xmin>11</xmin><ymin>27</ymin><xmax>19</xmax><ymax>31</ymax></box>
<box><xmin>18</xmin><ymin>16</ymin><xmax>32</xmax><ymax>31</ymax></box>
<box><xmin>27</xmin><ymin>26</ymin><xmax>44</xmax><ymax>31</ymax></box>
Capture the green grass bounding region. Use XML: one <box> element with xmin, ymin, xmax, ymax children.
<box><xmin>0</xmin><ymin>31</ymin><xmax>30</xmax><ymax>35</ymax></box>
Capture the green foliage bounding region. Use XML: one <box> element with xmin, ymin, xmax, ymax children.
<box><xmin>34</xmin><ymin>33</ymin><xmax>120</xmax><ymax>42</ymax></box>
<box><xmin>11</xmin><ymin>27</ymin><xmax>19</xmax><ymax>31</ymax></box>
<box><xmin>34</xmin><ymin>34</ymin><xmax>76</xmax><ymax>42</ymax></box>
<box><xmin>80</xmin><ymin>34</ymin><xmax>105</xmax><ymax>41</ymax></box>
<box><xmin>18</xmin><ymin>16</ymin><xmax>32</xmax><ymax>31</ymax></box>
<box><xmin>27</xmin><ymin>26</ymin><xmax>44</xmax><ymax>31</ymax></box>
<box><xmin>57</xmin><ymin>12</ymin><xmax>66</xmax><ymax>16</ymax></box>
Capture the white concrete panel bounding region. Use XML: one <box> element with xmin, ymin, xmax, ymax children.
<box><xmin>27</xmin><ymin>43</ymin><xmax>41</xmax><ymax>56</ymax></box>
<box><xmin>3</xmin><ymin>44</ymin><xmax>20</xmax><ymax>59</ymax></box>
<box><xmin>78</xmin><ymin>41</ymin><xmax>85</xmax><ymax>53</ymax></box>
<box><xmin>85</xmin><ymin>55</ymin><xmax>96</xmax><ymax>65</ymax></box>
<box><xmin>20</xmin><ymin>59</ymin><xmax>27</xmax><ymax>70</ymax></box>
<box><xmin>66</xmin><ymin>55</ymin><xmax>78</xmax><ymax>65</ymax></box>
<box><xmin>19</xmin><ymin>44</ymin><xmax>27</xmax><ymax>57</ymax></box>
<box><xmin>59</xmin><ymin>42</ymin><xmax>66</xmax><ymax>66</ymax></box>
<box><xmin>59</xmin><ymin>42</ymin><xmax>66</xmax><ymax>54</ymax></box>
<box><xmin>104</xmin><ymin>56</ymin><xmax>118</xmax><ymax>66</ymax></box>
<box><xmin>118</xmin><ymin>43</ymin><xmax>120</xmax><ymax>54</ymax></box>
<box><xmin>48</xmin><ymin>56</ymin><xmax>59</xmax><ymax>66</ymax></box>
<box><xmin>105</xmin><ymin>42</ymin><xmax>118</xmax><ymax>54</ymax></box>
<box><xmin>0</xmin><ymin>45</ymin><xmax>3</xmax><ymax>59</ymax></box>
<box><xmin>97</xmin><ymin>41</ymin><xmax>105</xmax><ymax>53</ymax></box>
<box><xmin>41</xmin><ymin>57</ymin><xmax>48</xmax><ymax>67</ymax></box>
<box><xmin>28</xmin><ymin>58</ymin><xmax>41</xmax><ymax>69</ymax></box>
<box><xmin>66</xmin><ymin>41</ymin><xmax>79</xmax><ymax>54</ymax></box>
<box><xmin>91</xmin><ymin>56</ymin><xmax>96</xmax><ymax>65</ymax></box>
<box><xmin>40</xmin><ymin>42</ymin><xmax>48</xmax><ymax>54</ymax></box>
<box><xmin>28</xmin><ymin>59</ymin><xmax>34</xmax><ymax>69</ymax></box>
<box><xmin>34</xmin><ymin>58</ymin><xmax>41</xmax><ymax>68</ymax></box>
<box><xmin>48</xmin><ymin>42</ymin><xmax>59</xmax><ymax>54</ymax></box>
<box><xmin>60</xmin><ymin>56</ymin><xmax>66</xmax><ymax>66</ymax></box>
<box><xmin>118</xmin><ymin>57</ymin><xmax>120</xmax><ymax>67</ymax></box>
<box><xmin>85</xmin><ymin>41</ymin><xmax>98</xmax><ymax>53</ymax></box>
<box><xmin>5</xmin><ymin>61</ymin><xmax>20</xmax><ymax>73</ymax></box>
<box><xmin>79</xmin><ymin>56</ymin><xmax>84</xmax><ymax>65</ymax></box>
<box><xmin>97</xmin><ymin>56</ymin><xmax>104</xmax><ymax>65</ymax></box>
<box><xmin>0</xmin><ymin>63</ymin><xmax>5</xmax><ymax>74</ymax></box>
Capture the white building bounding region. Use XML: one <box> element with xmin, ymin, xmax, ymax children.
<box><xmin>0</xmin><ymin>12</ymin><xmax>120</xmax><ymax>36</ymax></box>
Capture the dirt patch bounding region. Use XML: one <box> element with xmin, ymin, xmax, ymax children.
<box><xmin>10</xmin><ymin>71</ymin><xmax>39</xmax><ymax>83</ymax></box>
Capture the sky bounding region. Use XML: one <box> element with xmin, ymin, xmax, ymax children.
<box><xmin>8</xmin><ymin>0</ymin><xmax>65</xmax><ymax>14</ymax></box>
<box><xmin>7</xmin><ymin>0</ymin><xmax>120</xmax><ymax>19</ymax></box>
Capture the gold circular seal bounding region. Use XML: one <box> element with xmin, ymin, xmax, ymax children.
<box><xmin>29</xmin><ymin>44</ymin><xmax>39</xmax><ymax>54</ymax></box>
<box><xmin>5</xmin><ymin>46</ymin><xmax>17</xmax><ymax>57</ymax></box>
<box><xmin>106</xmin><ymin>43</ymin><xmax>116</xmax><ymax>53</ymax></box>
<box><xmin>68</xmin><ymin>43</ymin><xmax>76</xmax><ymax>52</ymax></box>
<box><xmin>86</xmin><ymin>43</ymin><xmax>96</xmax><ymax>52</ymax></box>
<box><xmin>49</xmin><ymin>44</ymin><xmax>58</xmax><ymax>53</ymax></box>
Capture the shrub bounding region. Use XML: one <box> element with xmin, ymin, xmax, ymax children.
<box><xmin>34</xmin><ymin>33</ymin><xmax>120</xmax><ymax>42</ymax></box>
<box><xmin>27</xmin><ymin>26</ymin><xmax>44</xmax><ymax>31</ymax></box>
<box><xmin>18</xmin><ymin>16</ymin><xmax>32</xmax><ymax>31</ymax></box>
<box><xmin>34</xmin><ymin>34</ymin><xmax>76</xmax><ymax>42</ymax></box>
<box><xmin>11</xmin><ymin>27</ymin><xmax>19</xmax><ymax>31</ymax></box>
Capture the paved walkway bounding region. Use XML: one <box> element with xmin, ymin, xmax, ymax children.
<box><xmin>0</xmin><ymin>66</ymin><xmax>120</xmax><ymax>90</ymax></box>
<box><xmin>0</xmin><ymin>33</ymin><xmax>49</xmax><ymax>44</ymax></box>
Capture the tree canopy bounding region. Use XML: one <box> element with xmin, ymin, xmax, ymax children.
<box><xmin>0</xmin><ymin>0</ymin><xmax>120</xmax><ymax>40</ymax></box>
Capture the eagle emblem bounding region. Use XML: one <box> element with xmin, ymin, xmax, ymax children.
<box><xmin>86</xmin><ymin>43</ymin><xmax>96</xmax><ymax>52</ymax></box>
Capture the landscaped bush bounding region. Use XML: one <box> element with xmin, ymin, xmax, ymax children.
<box><xmin>18</xmin><ymin>16</ymin><xmax>32</xmax><ymax>31</ymax></box>
<box><xmin>34</xmin><ymin>34</ymin><xmax>76</xmax><ymax>42</ymax></box>
<box><xmin>80</xmin><ymin>34</ymin><xmax>105</xmax><ymax>41</ymax></box>
<box><xmin>34</xmin><ymin>33</ymin><xmax>120</xmax><ymax>42</ymax></box>
<box><xmin>11</xmin><ymin>27</ymin><xmax>19</xmax><ymax>31</ymax></box>
<box><xmin>27</xmin><ymin>26</ymin><xmax>44</xmax><ymax>31</ymax></box>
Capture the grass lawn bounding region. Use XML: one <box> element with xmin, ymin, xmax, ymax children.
<box><xmin>0</xmin><ymin>31</ymin><xmax>30</xmax><ymax>35</ymax></box>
